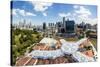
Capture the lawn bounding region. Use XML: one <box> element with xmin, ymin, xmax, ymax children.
<box><xmin>89</xmin><ymin>38</ymin><xmax>97</xmax><ymax>50</ymax></box>
<box><xmin>65</xmin><ymin>37</ymin><xmax>79</xmax><ymax>42</ymax></box>
<box><xmin>90</xmin><ymin>38</ymin><xmax>97</xmax><ymax>46</ymax></box>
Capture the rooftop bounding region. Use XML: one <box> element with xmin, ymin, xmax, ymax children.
<box><xmin>15</xmin><ymin>38</ymin><xmax>97</xmax><ymax>66</ymax></box>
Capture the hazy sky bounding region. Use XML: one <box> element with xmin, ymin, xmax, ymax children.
<box><xmin>11</xmin><ymin>1</ymin><xmax>97</xmax><ymax>25</ymax></box>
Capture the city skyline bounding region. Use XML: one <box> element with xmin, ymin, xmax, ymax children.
<box><xmin>11</xmin><ymin>1</ymin><xmax>97</xmax><ymax>25</ymax></box>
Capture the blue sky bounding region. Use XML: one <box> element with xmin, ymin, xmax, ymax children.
<box><xmin>11</xmin><ymin>1</ymin><xmax>97</xmax><ymax>25</ymax></box>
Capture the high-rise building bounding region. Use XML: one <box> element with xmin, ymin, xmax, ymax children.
<box><xmin>43</xmin><ymin>22</ymin><xmax>46</xmax><ymax>31</ymax></box>
<box><xmin>63</xmin><ymin>17</ymin><xmax>65</xmax><ymax>27</ymax></box>
<box><xmin>83</xmin><ymin>23</ymin><xmax>91</xmax><ymax>30</ymax></box>
<box><xmin>65</xmin><ymin>19</ymin><xmax>75</xmax><ymax>33</ymax></box>
<box><xmin>56</xmin><ymin>18</ymin><xmax>75</xmax><ymax>34</ymax></box>
<box><xmin>48</xmin><ymin>23</ymin><xmax>55</xmax><ymax>28</ymax></box>
<box><xmin>56</xmin><ymin>22</ymin><xmax>63</xmax><ymax>33</ymax></box>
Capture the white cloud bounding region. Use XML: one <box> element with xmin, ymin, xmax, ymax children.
<box><xmin>31</xmin><ymin>1</ymin><xmax>53</xmax><ymax>12</ymax></box>
<box><xmin>73</xmin><ymin>6</ymin><xmax>92</xmax><ymax>22</ymax></box>
<box><xmin>12</xmin><ymin>9</ymin><xmax>36</xmax><ymax>17</ymax></box>
<box><xmin>26</xmin><ymin>12</ymin><xmax>36</xmax><ymax>16</ymax></box>
<box><xmin>12</xmin><ymin>9</ymin><xmax>17</xmax><ymax>15</ymax></box>
<box><xmin>18</xmin><ymin>9</ymin><xmax>26</xmax><ymax>16</ymax></box>
<box><xmin>73</xmin><ymin>13</ymin><xmax>77</xmax><ymax>16</ymax></box>
<box><xmin>78</xmin><ymin>14</ymin><xmax>89</xmax><ymax>20</ymax></box>
<box><xmin>72</xmin><ymin>5</ymin><xmax>96</xmax><ymax>25</ymax></box>
<box><xmin>86</xmin><ymin>18</ymin><xmax>97</xmax><ymax>25</ymax></box>
<box><xmin>76</xmin><ymin>15</ymin><xmax>97</xmax><ymax>25</ymax></box>
<box><xmin>58</xmin><ymin>13</ymin><xmax>71</xmax><ymax>17</ymax></box>
<box><xmin>43</xmin><ymin>12</ymin><xmax>47</xmax><ymax>16</ymax></box>
<box><xmin>73</xmin><ymin>5</ymin><xmax>79</xmax><ymax>9</ymax></box>
<box><xmin>91</xmin><ymin>18</ymin><xmax>97</xmax><ymax>25</ymax></box>
<box><xmin>31</xmin><ymin>1</ymin><xmax>53</xmax><ymax>16</ymax></box>
<box><xmin>75</xmin><ymin>6</ymin><xmax>91</xmax><ymax>16</ymax></box>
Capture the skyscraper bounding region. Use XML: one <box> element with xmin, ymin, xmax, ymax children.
<box><xmin>43</xmin><ymin>22</ymin><xmax>46</xmax><ymax>31</ymax></box>
<box><xmin>65</xmin><ymin>20</ymin><xmax>75</xmax><ymax>33</ymax></box>
<box><xmin>63</xmin><ymin>17</ymin><xmax>65</xmax><ymax>27</ymax></box>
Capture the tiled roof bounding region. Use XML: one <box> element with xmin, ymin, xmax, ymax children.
<box><xmin>16</xmin><ymin>38</ymin><xmax>96</xmax><ymax>66</ymax></box>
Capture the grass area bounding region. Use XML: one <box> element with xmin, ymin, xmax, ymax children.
<box><xmin>89</xmin><ymin>38</ymin><xmax>97</xmax><ymax>50</ymax></box>
<box><xmin>90</xmin><ymin>38</ymin><xmax>97</xmax><ymax>46</ymax></box>
<box><xmin>65</xmin><ymin>37</ymin><xmax>79</xmax><ymax>41</ymax></box>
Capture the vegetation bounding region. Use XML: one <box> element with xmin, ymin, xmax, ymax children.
<box><xmin>84</xmin><ymin>46</ymin><xmax>92</xmax><ymax>50</ymax></box>
<box><xmin>11</xmin><ymin>28</ymin><xmax>43</xmax><ymax>65</ymax></box>
<box><xmin>89</xmin><ymin>38</ymin><xmax>97</xmax><ymax>50</ymax></box>
<box><xmin>85</xmin><ymin>30</ymin><xmax>97</xmax><ymax>49</ymax></box>
<box><xmin>78</xmin><ymin>34</ymin><xmax>84</xmax><ymax>39</ymax></box>
<box><xmin>90</xmin><ymin>38</ymin><xmax>97</xmax><ymax>46</ymax></box>
<box><xmin>86</xmin><ymin>30</ymin><xmax>97</xmax><ymax>38</ymax></box>
<box><xmin>65</xmin><ymin>37</ymin><xmax>79</xmax><ymax>41</ymax></box>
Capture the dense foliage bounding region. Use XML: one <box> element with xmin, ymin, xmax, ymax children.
<box><xmin>11</xmin><ymin>28</ymin><xmax>42</xmax><ymax>65</ymax></box>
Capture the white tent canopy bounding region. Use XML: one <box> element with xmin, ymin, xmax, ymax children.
<box><xmin>39</xmin><ymin>37</ymin><xmax>57</xmax><ymax>47</ymax></box>
<box><xmin>76</xmin><ymin>38</ymin><xmax>87</xmax><ymax>46</ymax></box>
<box><xmin>72</xmin><ymin>51</ymin><xmax>94</xmax><ymax>62</ymax></box>
<box><xmin>60</xmin><ymin>39</ymin><xmax>67</xmax><ymax>44</ymax></box>
<box><xmin>28</xmin><ymin>38</ymin><xmax>96</xmax><ymax>62</ymax></box>
<box><xmin>61</xmin><ymin>42</ymin><xmax>78</xmax><ymax>54</ymax></box>
<box><xmin>60</xmin><ymin>38</ymin><xmax>88</xmax><ymax>54</ymax></box>
<box><xmin>30</xmin><ymin>49</ymin><xmax>64</xmax><ymax>59</ymax></box>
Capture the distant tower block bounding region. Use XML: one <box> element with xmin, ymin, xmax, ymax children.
<box><xmin>63</xmin><ymin>17</ymin><xmax>65</xmax><ymax>27</ymax></box>
<box><xmin>43</xmin><ymin>22</ymin><xmax>46</xmax><ymax>30</ymax></box>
